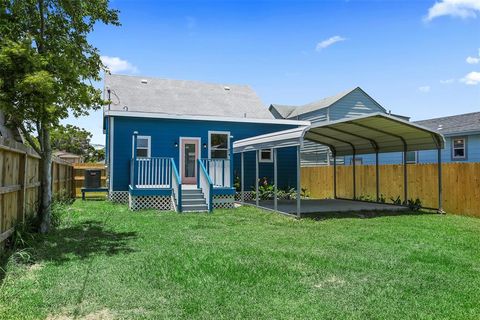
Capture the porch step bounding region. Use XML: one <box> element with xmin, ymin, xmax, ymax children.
<box><xmin>181</xmin><ymin>188</ymin><xmax>208</xmax><ymax>212</ymax></box>
<box><xmin>182</xmin><ymin>204</ymin><xmax>208</xmax><ymax>212</ymax></box>
<box><xmin>182</xmin><ymin>189</ymin><xmax>203</xmax><ymax>195</ymax></box>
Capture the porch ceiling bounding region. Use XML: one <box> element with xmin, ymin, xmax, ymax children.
<box><xmin>233</xmin><ymin>113</ymin><xmax>445</xmax><ymax>156</ymax></box>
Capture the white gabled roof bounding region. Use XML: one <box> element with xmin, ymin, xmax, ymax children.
<box><xmin>234</xmin><ymin>113</ymin><xmax>445</xmax><ymax>156</ymax></box>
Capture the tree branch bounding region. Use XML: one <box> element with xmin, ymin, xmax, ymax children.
<box><xmin>18</xmin><ymin>123</ymin><xmax>42</xmax><ymax>155</ymax></box>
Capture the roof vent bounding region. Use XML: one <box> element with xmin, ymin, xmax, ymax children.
<box><xmin>123</xmin><ymin>106</ymin><xmax>128</xmax><ymax>111</ymax></box>
<box><xmin>224</xmin><ymin>86</ymin><xmax>230</xmax><ymax>91</ymax></box>
<box><xmin>141</xmin><ymin>79</ymin><xmax>148</xmax><ymax>84</ymax></box>
<box><xmin>437</xmin><ymin>124</ymin><xmax>443</xmax><ymax>130</ymax></box>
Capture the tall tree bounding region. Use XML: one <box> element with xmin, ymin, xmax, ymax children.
<box><xmin>0</xmin><ymin>0</ymin><xmax>119</xmax><ymax>232</ymax></box>
<box><xmin>51</xmin><ymin>124</ymin><xmax>105</xmax><ymax>163</ymax></box>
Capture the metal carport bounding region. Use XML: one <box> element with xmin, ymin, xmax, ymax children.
<box><xmin>233</xmin><ymin>113</ymin><xmax>445</xmax><ymax>218</ymax></box>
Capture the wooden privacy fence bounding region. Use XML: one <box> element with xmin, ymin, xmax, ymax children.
<box><xmin>301</xmin><ymin>163</ymin><xmax>480</xmax><ymax>218</ymax></box>
<box><xmin>0</xmin><ymin>137</ymin><xmax>74</xmax><ymax>244</ymax></box>
<box><xmin>73</xmin><ymin>163</ymin><xmax>107</xmax><ymax>198</ymax></box>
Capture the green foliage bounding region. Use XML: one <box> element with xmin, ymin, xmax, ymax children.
<box><xmin>51</xmin><ymin>124</ymin><xmax>105</xmax><ymax>162</ymax></box>
<box><xmin>390</xmin><ymin>196</ymin><xmax>402</xmax><ymax>205</ymax></box>
<box><xmin>301</xmin><ymin>187</ymin><xmax>309</xmax><ymax>199</ymax></box>
<box><xmin>407</xmin><ymin>198</ymin><xmax>422</xmax><ymax>211</ymax></box>
<box><xmin>0</xmin><ymin>0</ymin><xmax>119</xmax><ymax>231</ymax></box>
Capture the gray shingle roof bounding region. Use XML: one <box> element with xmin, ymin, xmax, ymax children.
<box><xmin>269</xmin><ymin>87</ymin><xmax>387</xmax><ymax>119</ymax></box>
<box><xmin>414</xmin><ymin>112</ymin><xmax>480</xmax><ymax>135</ymax></box>
<box><xmin>104</xmin><ymin>74</ymin><xmax>273</xmax><ymax>119</ymax></box>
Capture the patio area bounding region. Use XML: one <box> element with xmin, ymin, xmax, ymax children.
<box><xmin>244</xmin><ymin>198</ymin><xmax>407</xmax><ymax>216</ymax></box>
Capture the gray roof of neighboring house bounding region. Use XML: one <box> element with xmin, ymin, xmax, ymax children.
<box><xmin>414</xmin><ymin>112</ymin><xmax>480</xmax><ymax>135</ymax></box>
<box><xmin>269</xmin><ymin>87</ymin><xmax>387</xmax><ymax>119</ymax></box>
<box><xmin>104</xmin><ymin>74</ymin><xmax>273</xmax><ymax>119</ymax></box>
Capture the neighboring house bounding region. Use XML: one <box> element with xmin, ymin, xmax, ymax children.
<box><xmin>53</xmin><ymin>150</ymin><xmax>84</xmax><ymax>164</ymax></box>
<box><xmin>104</xmin><ymin>74</ymin><xmax>307</xmax><ymax>211</ymax></box>
<box><xmin>269</xmin><ymin>87</ymin><xmax>408</xmax><ymax>166</ymax></box>
<box><xmin>342</xmin><ymin>112</ymin><xmax>480</xmax><ymax>165</ymax></box>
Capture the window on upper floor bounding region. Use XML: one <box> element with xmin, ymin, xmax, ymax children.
<box><xmin>405</xmin><ymin>151</ymin><xmax>417</xmax><ymax>164</ymax></box>
<box><xmin>132</xmin><ymin>135</ymin><xmax>151</xmax><ymax>158</ymax></box>
<box><xmin>259</xmin><ymin>148</ymin><xmax>273</xmax><ymax>163</ymax></box>
<box><xmin>452</xmin><ymin>137</ymin><xmax>467</xmax><ymax>160</ymax></box>
<box><xmin>209</xmin><ymin>131</ymin><xmax>230</xmax><ymax>159</ymax></box>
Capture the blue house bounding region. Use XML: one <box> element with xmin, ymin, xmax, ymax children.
<box><xmin>340</xmin><ymin>112</ymin><xmax>480</xmax><ymax>165</ymax></box>
<box><xmin>104</xmin><ymin>74</ymin><xmax>307</xmax><ymax>212</ymax></box>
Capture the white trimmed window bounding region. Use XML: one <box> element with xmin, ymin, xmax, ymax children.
<box><xmin>405</xmin><ymin>151</ymin><xmax>417</xmax><ymax>164</ymax></box>
<box><xmin>452</xmin><ymin>137</ymin><xmax>466</xmax><ymax>160</ymax></box>
<box><xmin>259</xmin><ymin>148</ymin><xmax>273</xmax><ymax>163</ymax></box>
<box><xmin>209</xmin><ymin>131</ymin><xmax>230</xmax><ymax>159</ymax></box>
<box><xmin>132</xmin><ymin>135</ymin><xmax>151</xmax><ymax>158</ymax></box>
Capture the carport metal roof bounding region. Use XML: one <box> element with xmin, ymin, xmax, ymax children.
<box><xmin>233</xmin><ymin>113</ymin><xmax>445</xmax><ymax>156</ymax></box>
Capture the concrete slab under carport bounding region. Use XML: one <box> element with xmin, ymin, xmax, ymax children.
<box><xmin>245</xmin><ymin>199</ymin><xmax>408</xmax><ymax>216</ymax></box>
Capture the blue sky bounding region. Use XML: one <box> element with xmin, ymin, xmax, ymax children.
<box><xmin>65</xmin><ymin>0</ymin><xmax>480</xmax><ymax>144</ymax></box>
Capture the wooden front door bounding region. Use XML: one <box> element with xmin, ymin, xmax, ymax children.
<box><xmin>180</xmin><ymin>138</ymin><xmax>199</xmax><ymax>184</ymax></box>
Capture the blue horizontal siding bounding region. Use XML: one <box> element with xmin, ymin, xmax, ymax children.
<box><xmin>343</xmin><ymin>134</ymin><xmax>480</xmax><ymax>164</ymax></box>
<box><xmin>110</xmin><ymin>116</ymin><xmax>298</xmax><ymax>191</ymax></box>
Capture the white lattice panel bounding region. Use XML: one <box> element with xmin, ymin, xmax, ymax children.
<box><xmin>235</xmin><ymin>191</ymin><xmax>254</xmax><ymax>201</ymax></box>
<box><xmin>109</xmin><ymin>191</ymin><xmax>129</xmax><ymax>204</ymax></box>
<box><xmin>129</xmin><ymin>194</ymin><xmax>172</xmax><ymax>211</ymax></box>
<box><xmin>213</xmin><ymin>195</ymin><xmax>235</xmax><ymax>209</ymax></box>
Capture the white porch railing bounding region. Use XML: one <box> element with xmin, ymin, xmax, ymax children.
<box><xmin>201</xmin><ymin>158</ymin><xmax>230</xmax><ymax>188</ymax></box>
<box><xmin>198</xmin><ymin>160</ymin><xmax>213</xmax><ymax>212</ymax></box>
<box><xmin>133</xmin><ymin>157</ymin><xmax>172</xmax><ymax>188</ymax></box>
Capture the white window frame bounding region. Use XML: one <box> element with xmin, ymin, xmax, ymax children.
<box><xmin>132</xmin><ymin>135</ymin><xmax>151</xmax><ymax>158</ymax></box>
<box><xmin>405</xmin><ymin>151</ymin><xmax>418</xmax><ymax>164</ymax></box>
<box><xmin>452</xmin><ymin>136</ymin><xmax>467</xmax><ymax>160</ymax></box>
<box><xmin>208</xmin><ymin>131</ymin><xmax>230</xmax><ymax>159</ymax></box>
<box><xmin>259</xmin><ymin>148</ymin><xmax>273</xmax><ymax>163</ymax></box>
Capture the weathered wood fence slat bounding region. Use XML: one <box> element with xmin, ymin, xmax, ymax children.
<box><xmin>301</xmin><ymin>163</ymin><xmax>480</xmax><ymax>218</ymax></box>
<box><xmin>0</xmin><ymin>137</ymin><xmax>74</xmax><ymax>245</ymax></box>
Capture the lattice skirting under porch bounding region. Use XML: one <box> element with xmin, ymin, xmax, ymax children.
<box><xmin>129</xmin><ymin>193</ymin><xmax>173</xmax><ymax>211</ymax></box>
<box><xmin>235</xmin><ymin>191</ymin><xmax>293</xmax><ymax>201</ymax></box>
<box><xmin>213</xmin><ymin>194</ymin><xmax>235</xmax><ymax>209</ymax></box>
<box><xmin>109</xmin><ymin>191</ymin><xmax>129</xmax><ymax>204</ymax></box>
<box><xmin>234</xmin><ymin>191</ymin><xmax>254</xmax><ymax>202</ymax></box>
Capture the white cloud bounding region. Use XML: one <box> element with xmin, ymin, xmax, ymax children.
<box><xmin>466</xmin><ymin>49</ymin><xmax>480</xmax><ymax>64</ymax></box>
<box><xmin>424</xmin><ymin>0</ymin><xmax>480</xmax><ymax>21</ymax></box>
<box><xmin>466</xmin><ymin>56</ymin><xmax>480</xmax><ymax>64</ymax></box>
<box><xmin>101</xmin><ymin>56</ymin><xmax>138</xmax><ymax>74</ymax></box>
<box><xmin>418</xmin><ymin>85</ymin><xmax>431</xmax><ymax>92</ymax></box>
<box><xmin>460</xmin><ymin>71</ymin><xmax>480</xmax><ymax>85</ymax></box>
<box><xmin>440</xmin><ymin>78</ymin><xmax>455</xmax><ymax>84</ymax></box>
<box><xmin>316</xmin><ymin>36</ymin><xmax>347</xmax><ymax>51</ymax></box>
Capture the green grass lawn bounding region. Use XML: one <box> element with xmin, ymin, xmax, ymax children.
<box><xmin>1</xmin><ymin>201</ymin><xmax>480</xmax><ymax>319</ymax></box>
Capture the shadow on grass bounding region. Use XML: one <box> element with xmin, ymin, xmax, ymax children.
<box><xmin>35</xmin><ymin>220</ymin><xmax>137</xmax><ymax>265</ymax></box>
<box><xmin>0</xmin><ymin>219</ymin><xmax>137</xmax><ymax>284</ymax></box>
<box><xmin>302</xmin><ymin>210</ymin><xmax>438</xmax><ymax>221</ymax></box>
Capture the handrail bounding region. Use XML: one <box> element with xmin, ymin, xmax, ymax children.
<box><xmin>197</xmin><ymin>159</ymin><xmax>213</xmax><ymax>212</ymax></box>
<box><xmin>201</xmin><ymin>158</ymin><xmax>231</xmax><ymax>187</ymax></box>
<box><xmin>132</xmin><ymin>157</ymin><xmax>172</xmax><ymax>187</ymax></box>
<box><xmin>170</xmin><ymin>158</ymin><xmax>182</xmax><ymax>212</ymax></box>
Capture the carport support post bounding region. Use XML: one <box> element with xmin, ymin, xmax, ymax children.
<box><xmin>403</xmin><ymin>146</ymin><xmax>408</xmax><ymax>205</ymax></box>
<box><xmin>352</xmin><ymin>151</ymin><xmax>356</xmax><ymax>200</ymax></box>
<box><xmin>333</xmin><ymin>151</ymin><xmax>337</xmax><ymax>199</ymax></box>
<box><xmin>375</xmin><ymin>151</ymin><xmax>379</xmax><ymax>202</ymax></box>
<box><xmin>437</xmin><ymin>148</ymin><xmax>444</xmax><ymax>213</ymax></box>
<box><xmin>274</xmin><ymin>148</ymin><xmax>278</xmax><ymax>211</ymax></box>
<box><xmin>255</xmin><ymin>150</ymin><xmax>259</xmax><ymax>207</ymax></box>
<box><xmin>296</xmin><ymin>145</ymin><xmax>301</xmax><ymax>218</ymax></box>
<box><xmin>241</xmin><ymin>152</ymin><xmax>244</xmax><ymax>203</ymax></box>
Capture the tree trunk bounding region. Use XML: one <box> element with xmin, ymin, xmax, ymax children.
<box><xmin>39</xmin><ymin>127</ymin><xmax>52</xmax><ymax>233</ymax></box>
